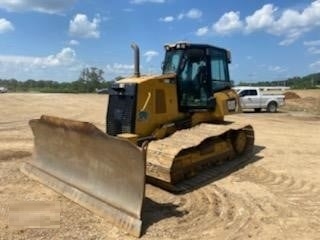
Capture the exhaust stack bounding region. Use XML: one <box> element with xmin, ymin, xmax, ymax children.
<box><xmin>131</xmin><ymin>43</ymin><xmax>140</xmax><ymax>78</ymax></box>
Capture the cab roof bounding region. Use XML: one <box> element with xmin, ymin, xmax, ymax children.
<box><xmin>164</xmin><ymin>42</ymin><xmax>231</xmax><ymax>63</ymax></box>
<box><xmin>164</xmin><ymin>42</ymin><xmax>227</xmax><ymax>52</ymax></box>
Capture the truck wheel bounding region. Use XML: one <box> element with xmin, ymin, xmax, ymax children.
<box><xmin>267</xmin><ymin>101</ymin><xmax>277</xmax><ymax>113</ymax></box>
<box><xmin>254</xmin><ymin>108</ymin><xmax>261</xmax><ymax>113</ymax></box>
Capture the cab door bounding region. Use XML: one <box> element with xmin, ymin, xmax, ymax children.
<box><xmin>239</xmin><ymin>89</ymin><xmax>259</xmax><ymax>108</ymax></box>
<box><xmin>178</xmin><ymin>48</ymin><xmax>212</xmax><ymax>111</ymax></box>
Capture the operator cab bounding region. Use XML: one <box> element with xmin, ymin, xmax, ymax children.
<box><xmin>163</xmin><ymin>42</ymin><xmax>232</xmax><ymax>112</ymax></box>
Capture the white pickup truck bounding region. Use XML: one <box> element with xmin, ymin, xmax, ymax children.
<box><xmin>0</xmin><ymin>87</ymin><xmax>8</xmax><ymax>93</ymax></box>
<box><xmin>233</xmin><ymin>86</ymin><xmax>285</xmax><ymax>113</ymax></box>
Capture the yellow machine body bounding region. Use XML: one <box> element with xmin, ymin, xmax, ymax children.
<box><xmin>21</xmin><ymin>42</ymin><xmax>254</xmax><ymax>237</ymax></box>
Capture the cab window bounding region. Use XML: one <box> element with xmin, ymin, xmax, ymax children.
<box><xmin>178</xmin><ymin>48</ymin><xmax>211</xmax><ymax>109</ymax></box>
<box><xmin>210</xmin><ymin>49</ymin><xmax>230</xmax><ymax>92</ymax></box>
<box><xmin>239</xmin><ymin>89</ymin><xmax>257</xmax><ymax>97</ymax></box>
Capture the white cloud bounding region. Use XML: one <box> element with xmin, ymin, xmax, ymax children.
<box><xmin>261</xmin><ymin>1</ymin><xmax>320</xmax><ymax>45</ymax></box>
<box><xmin>160</xmin><ymin>8</ymin><xmax>202</xmax><ymax>25</ymax></box>
<box><xmin>130</xmin><ymin>0</ymin><xmax>165</xmax><ymax>4</ymax></box>
<box><xmin>281</xmin><ymin>28</ymin><xmax>308</xmax><ymax>46</ymax></box>
<box><xmin>144</xmin><ymin>51</ymin><xmax>159</xmax><ymax>62</ymax></box>
<box><xmin>0</xmin><ymin>48</ymin><xmax>80</xmax><ymax>80</ymax></box>
<box><xmin>196</xmin><ymin>26</ymin><xmax>209</xmax><ymax>36</ymax></box>
<box><xmin>177</xmin><ymin>13</ymin><xmax>184</xmax><ymax>20</ymax></box>
<box><xmin>212</xmin><ymin>1</ymin><xmax>320</xmax><ymax>45</ymax></box>
<box><xmin>0</xmin><ymin>18</ymin><xmax>14</xmax><ymax>33</ymax></box>
<box><xmin>123</xmin><ymin>8</ymin><xmax>134</xmax><ymax>12</ymax></box>
<box><xmin>268</xmin><ymin>65</ymin><xmax>287</xmax><ymax>73</ymax></box>
<box><xmin>0</xmin><ymin>0</ymin><xmax>75</xmax><ymax>14</ymax></box>
<box><xmin>52</xmin><ymin>48</ymin><xmax>76</xmax><ymax>65</ymax></box>
<box><xmin>271</xmin><ymin>8</ymin><xmax>313</xmax><ymax>34</ymax></box>
<box><xmin>159</xmin><ymin>16</ymin><xmax>174</xmax><ymax>22</ymax></box>
<box><xmin>69</xmin><ymin>39</ymin><xmax>79</xmax><ymax>46</ymax></box>
<box><xmin>69</xmin><ymin>14</ymin><xmax>101</xmax><ymax>38</ymax></box>
<box><xmin>186</xmin><ymin>8</ymin><xmax>202</xmax><ymax>19</ymax></box>
<box><xmin>213</xmin><ymin>11</ymin><xmax>243</xmax><ymax>35</ymax></box>
<box><xmin>307</xmin><ymin>47</ymin><xmax>320</xmax><ymax>54</ymax></box>
<box><xmin>178</xmin><ymin>8</ymin><xmax>202</xmax><ymax>20</ymax></box>
<box><xmin>310</xmin><ymin>60</ymin><xmax>320</xmax><ymax>68</ymax></box>
<box><xmin>105</xmin><ymin>63</ymin><xmax>134</xmax><ymax>76</ymax></box>
<box><xmin>304</xmin><ymin>40</ymin><xmax>320</xmax><ymax>46</ymax></box>
<box><xmin>304</xmin><ymin>40</ymin><xmax>320</xmax><ymax>54</ymax></box>
<box><xmin>0</xmin><ymin>48</ymin><xmax>76</xmax><ymax>68</ymax></box>
<box><xmin>245</xmin><ymin>4</ymin><xmax>277</xmax><ymax>33</ymax></box>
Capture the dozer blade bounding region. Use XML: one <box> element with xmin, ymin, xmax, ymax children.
<box><xmin>21</xmin><ymin>115</ymin><xmax>145</xmax><ymax>237</ymax></box>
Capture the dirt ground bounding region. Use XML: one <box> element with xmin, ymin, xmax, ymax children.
<box><xmin>0</xmin><ymin>90</ymin><xmax>320</xmax><ymax>240</ymax></box>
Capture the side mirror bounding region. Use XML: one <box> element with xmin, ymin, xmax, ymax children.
<box><xmin>238</xmin><ymin>91</ymin><xmax>245</xmax><ymax>97</ymax></box>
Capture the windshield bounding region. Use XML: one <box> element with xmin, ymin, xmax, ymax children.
<box><xmin>162</xmin><ymin>49</ymin><xmax>184</xmax><ymax>74</ymax></box>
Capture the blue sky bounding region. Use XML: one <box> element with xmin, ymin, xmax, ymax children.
<box><xmin>0</xmin><ymin>0</ymin><xmax>320</xmax><ymax>83</ymax></box>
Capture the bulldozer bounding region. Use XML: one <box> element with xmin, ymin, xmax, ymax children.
<box><xmin>21</xmin><ymin>42</ymin><xmax>254</xmax><ymax>237</ymax></box>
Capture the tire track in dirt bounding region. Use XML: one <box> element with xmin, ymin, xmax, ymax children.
<box><xmin>0</xmin><ymin>120</ymin><xmax>33</xmax><ymax>156</ymax></box>
<box><xmin>0</xmin><ymin>121</ymin><xmax>29</xmax><ymax>137</ymax></box>
<box><xmin>0</xmin><ymin>150</ymin><xmax>31</xmax><ymax>161</ymax></box>
<box><xmin>143</xmin><ymin>184</ymin><xmax>259</xmax><ymax>240</ymax></box>
<box><xmin>234</xmin><ymin>166</ymin><xmax>320</xmax><ymax>232</ymax></box>
<box><xmin>143</xmin><ymin>166</ymin><xmax>320</xmax><ymax>239</ymax></box>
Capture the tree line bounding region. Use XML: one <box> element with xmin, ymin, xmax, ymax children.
<box><xmin>238</xmin><ymin>72</ymin><xmax>320</xmax><ymax>89</ymax></box>
<box><xmin>0</xmin><ymin>67</ymin><xmax>118</xmax><ymax>93</ymax></box>
<box><xmin>1</xmin><ymin>68</ymin><xmax>319</xmax><ymax>92</ymax></box>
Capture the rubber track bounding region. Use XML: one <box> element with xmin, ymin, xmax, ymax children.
<box><xmin>146</xmin><ymin>122</ymin><xmax>254</xmax><ymax>192</ymax></box>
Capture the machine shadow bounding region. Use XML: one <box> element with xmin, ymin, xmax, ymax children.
<box><xmin>141</xmin><ymin>145</ymin><xmax>265</xmax><ymax>234</ymax></box>
<box><xmin>141</xmin><ymin>197</ymin><xmax>188</xmax><ymax>234</ymax></box>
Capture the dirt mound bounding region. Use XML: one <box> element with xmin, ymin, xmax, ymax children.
<box><xmin>284</xmin><ymin>91</ymin><xmax>301</xmax><ymax>99</ymax></box>
<box><xmin>282</xmin><ymin>96</ymin><xmax>320</xmax><ymax>114</ymax></box>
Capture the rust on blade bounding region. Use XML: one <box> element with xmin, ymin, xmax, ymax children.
<box><xmin>39</xmin><ymin>115</ymin><xmax>101</xmax><ymax>134</ymax></box>
<box><xmin>22</xmin><ymin>115</ymin><xmax>145</xmax><ymax>237</ymax></box>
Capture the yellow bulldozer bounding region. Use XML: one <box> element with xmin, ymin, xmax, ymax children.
<box><xmin>21</xmin><ymin>42</ymin><xmax>254</xmax><ymax>237</ymax></box>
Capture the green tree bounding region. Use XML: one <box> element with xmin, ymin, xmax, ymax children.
<box><xmin>78</xmin><ymin>67</ymin><xmax>105</xmax><ymax>92</ymax></box>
